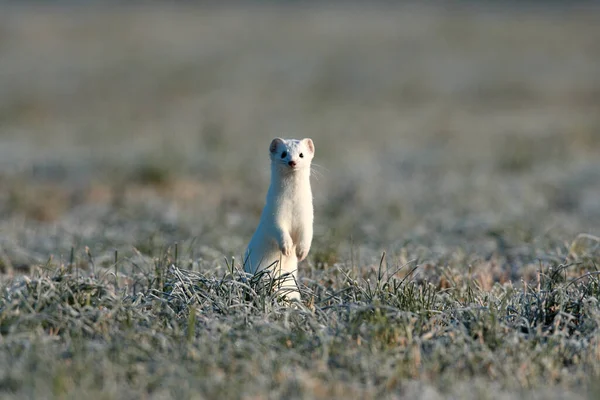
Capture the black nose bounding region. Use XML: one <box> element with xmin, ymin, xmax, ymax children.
<box><xmin>288</xmin><ymin>161</ymin><xmax>296</xmax><ymax>167</ymax></box>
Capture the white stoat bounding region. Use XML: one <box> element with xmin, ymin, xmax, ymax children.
<box><xmin>244</xmin><ymin>137</ymin><xmax>315</xmax><ymax>300</ymax></box>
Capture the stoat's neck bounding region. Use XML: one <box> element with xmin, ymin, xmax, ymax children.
<box><xmin>268</xmin><ymin>165</ymin><xmax>311</xmax><ymax>198</ymax></box>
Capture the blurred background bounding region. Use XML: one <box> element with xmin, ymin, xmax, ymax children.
<box><xmin>0</xmin><ymin>1</ymin><xmax>599</xmax><ymax>283</ymax></box>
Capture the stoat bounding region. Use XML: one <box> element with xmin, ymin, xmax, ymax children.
<box><xmin>244</xmin><ymin>137</ymin><xmax>315</xmax><ymax>300</ymax></box>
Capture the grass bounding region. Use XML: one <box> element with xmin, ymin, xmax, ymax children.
<box><xmin>1</xmin><ymin>243</ymin><xmax>600</xmax><ymax>399</ymax></box>
<box><xmin>0</xmin><ymin>2</ymin><xmax>600</xmax><ymax>399</ymax></box>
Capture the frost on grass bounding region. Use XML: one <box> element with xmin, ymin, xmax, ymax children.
<box><xmin>0</xmin><ymin>3</ymin><xmax>599</xmax><ymax>399</ymax></box>
<box><xmin>0</xmin><ymin>249</ymin><xmax>599</xmax><ymax>398</ymax></box>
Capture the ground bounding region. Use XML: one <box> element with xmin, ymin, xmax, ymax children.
<box><xmin>0</xmin><ymin>3</ymin><xmax>599</xmax><ymax>399</ymax></box>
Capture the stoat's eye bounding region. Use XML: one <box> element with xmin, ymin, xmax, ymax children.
<box><xmin>281</xmin><ymin>151</ymin><xmax>287</xmax><ymax>159</ymax></box>
<box><xmin>299</xmin><ymin>153</ymin><xmax>304</xmax><ymax>158</ymax></box>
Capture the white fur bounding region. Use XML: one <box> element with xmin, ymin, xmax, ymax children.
<box><xmin>244</xmin><ymin>138</ymin><xmax>315</xmax><ymax>300</ymax></box>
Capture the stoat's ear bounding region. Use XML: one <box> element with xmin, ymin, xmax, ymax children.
<box><xmin>303</xmin><ymin>138</ymin><xmax>315</xmax><ymax>154</ymax></box>
<box><xmin>270</xmin><ymin>138</ymin><xmax>284</xmax><ymax>153</ymax></box>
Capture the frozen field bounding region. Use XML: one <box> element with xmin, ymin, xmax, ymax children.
<box><xmin>0</xmin><ymin>3</ymin><xmax>599</xmax><ymax>398</ymax></box>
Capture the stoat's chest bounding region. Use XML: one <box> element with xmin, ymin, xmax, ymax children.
<box><xmin>266</xmin><ymin>179</ymin><xmax>312</xmax><ymax>228</ymax></box>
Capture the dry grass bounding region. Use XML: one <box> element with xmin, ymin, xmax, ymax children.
<box><xmin>0</xmin><ymin>2</ymin><xmax>599</xmax><ymax>399</ymax></box>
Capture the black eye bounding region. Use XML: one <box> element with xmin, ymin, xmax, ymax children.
<box><xmin>299</xmin><ymin>153</ymin><xmax>304</xmax><ymax>158</ymax></box>
<box><xmin>281</xmin><ymin>151</ymin><xmax>287</xmax><ymax>158</ymax></box>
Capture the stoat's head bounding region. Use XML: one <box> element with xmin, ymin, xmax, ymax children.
<box><xmin>269</xmin><ymin>137</ymin><xmax>315</xmax><ymax>174</ymax></box>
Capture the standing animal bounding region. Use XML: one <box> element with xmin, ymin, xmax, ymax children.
<box><xmin>244</xmin><ymin>137</ymin><xmax>315</xmax><ymax>300</ymax></box>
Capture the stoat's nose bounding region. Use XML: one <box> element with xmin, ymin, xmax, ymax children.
<box><xmin>288</xmin><ymin>160</ymin><xmax>297</xmax><ymax>167</ymax></box>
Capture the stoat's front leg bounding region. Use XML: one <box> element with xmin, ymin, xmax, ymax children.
<box><xmin>274</xmin><ymin>225</ymin><xmax>293</xmax><ymax>257</ymax></box>
<box><xmin>295</xmin><ymin>223</ymin><xmax>313</xmax><ymax>262</ymax></box>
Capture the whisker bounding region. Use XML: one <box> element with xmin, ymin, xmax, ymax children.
<box><xmin>311</xmin><ymin>163</ymin><xmax>330</xmax><ymax>173</ymax></box>
<box><xmin>310</xmin><ymin>167</ymin><xmax>324</xmax><ymax>181</ymax></box>
<box><xmin>310</xmin><ymin>166</ymin><xmax>324</xmax><ymax>175</ymax></box>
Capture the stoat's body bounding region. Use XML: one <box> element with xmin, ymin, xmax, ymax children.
<box><xmin>244</xmin><ymin>138</ymin><xmax>315</xmax><ymax>300</ymax></box>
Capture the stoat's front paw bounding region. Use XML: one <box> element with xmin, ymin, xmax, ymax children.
<box><xmin>296</xmin><ymin>246</ymin><xmax>309</xmax><ymax>262</ymax></box>
<box><xmin>280</xmin><ymin>237</ymin><xmax>293</xmax><ymax>257</ymax></box>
